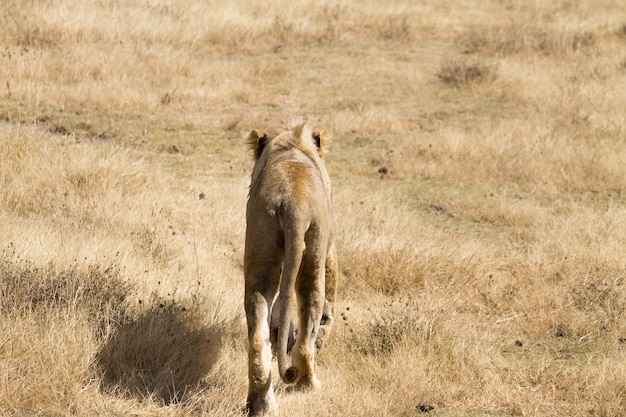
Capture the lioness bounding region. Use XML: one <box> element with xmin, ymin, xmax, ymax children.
<box><xmin>244</xmin><ymin>123</ymin><xmax>338</xmax><ymax>415</ymax></box>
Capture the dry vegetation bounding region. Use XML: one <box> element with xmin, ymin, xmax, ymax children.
<box><xmin>2</xmin><ymin>0</ymin><xmax>626</xmax><ymax>416</ymax></box>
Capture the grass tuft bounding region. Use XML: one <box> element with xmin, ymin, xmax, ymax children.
<box><xmin>460</xmin><ymin>25</ymin><xmax>597</xmax><ymax>57</ymax></box>
<box><xmin>343</xmin><ymin>298</ymin><xmax>424</xmax><ymax>357</ymax></box>
<box><xmin>437</xmin><ymin>60</ymin><xmax>497</xmax><ymax>86</ymax></box>
<box><xmin>0</xmin><ymin>245</ymin><xmax>131</xmax><ymax>337</ymax></box>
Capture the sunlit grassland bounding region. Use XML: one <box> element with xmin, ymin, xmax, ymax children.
<box><xmin>2</xmin><ymin>0</ymin><xmax>626</xmax><ymax>416</ymax></box>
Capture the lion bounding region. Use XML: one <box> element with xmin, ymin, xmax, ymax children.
<box><xmin>244</xmin><ymin>122</ymin><xmax>338</xmax><ymax>415</ymax></box>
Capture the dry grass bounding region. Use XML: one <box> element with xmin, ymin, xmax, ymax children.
<box><xmin>2</xmin><ymin>0</ymin><xmax>626</xmax><ymax>416</ymax></box>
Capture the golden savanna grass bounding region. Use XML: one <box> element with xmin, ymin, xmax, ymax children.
<box><xmin>2</xmin><ymin>0</ymin><xmax>626</xmax><ymax>416</ymax></box>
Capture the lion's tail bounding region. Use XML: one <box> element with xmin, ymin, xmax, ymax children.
<box><xmin>276</xmin><ymin>217</ymin><xmax>305</xmax><ymax>385</ymax></box>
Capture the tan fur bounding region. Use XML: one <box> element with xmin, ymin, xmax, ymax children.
<box><xmin>244</xmin><ymin>123</ymin><xmax>338</xmax><ymax>415</ymax></box>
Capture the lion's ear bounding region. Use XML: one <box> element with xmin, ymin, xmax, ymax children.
<box><xmin>248</xmin><ymin>129</ymin><xmax>269</xmax><ymax>159</ymax></box>
<box><xmin>312</xmin><ymin>131</ymin><xmax>329</xmax><ymax>157</ymax></box>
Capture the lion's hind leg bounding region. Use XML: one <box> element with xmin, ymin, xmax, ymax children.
<box><xmin>244</xmin><ymin>264</ymin><xmax>281</xmax><ymax>415</ymax></box>
<box><xmin>291</xmin><ymin>249</ymin><xmax>326</xmax><ymax>391</ymax></box>
<box><xmin>316</xmin><ymin>245</ymin><xmax>338</xmax><ymax>350</ymax></box>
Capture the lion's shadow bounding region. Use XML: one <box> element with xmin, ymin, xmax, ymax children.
<box><xmin>95</xmin><ymin>302</ymin><xmax>223</xmax><ymax>404</ymax></box>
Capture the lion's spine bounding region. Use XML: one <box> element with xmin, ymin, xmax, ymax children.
<box><xmin>276</xmin><ymin>210</ymin><xmax>305</xmax><ymax>384</ymax></box>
